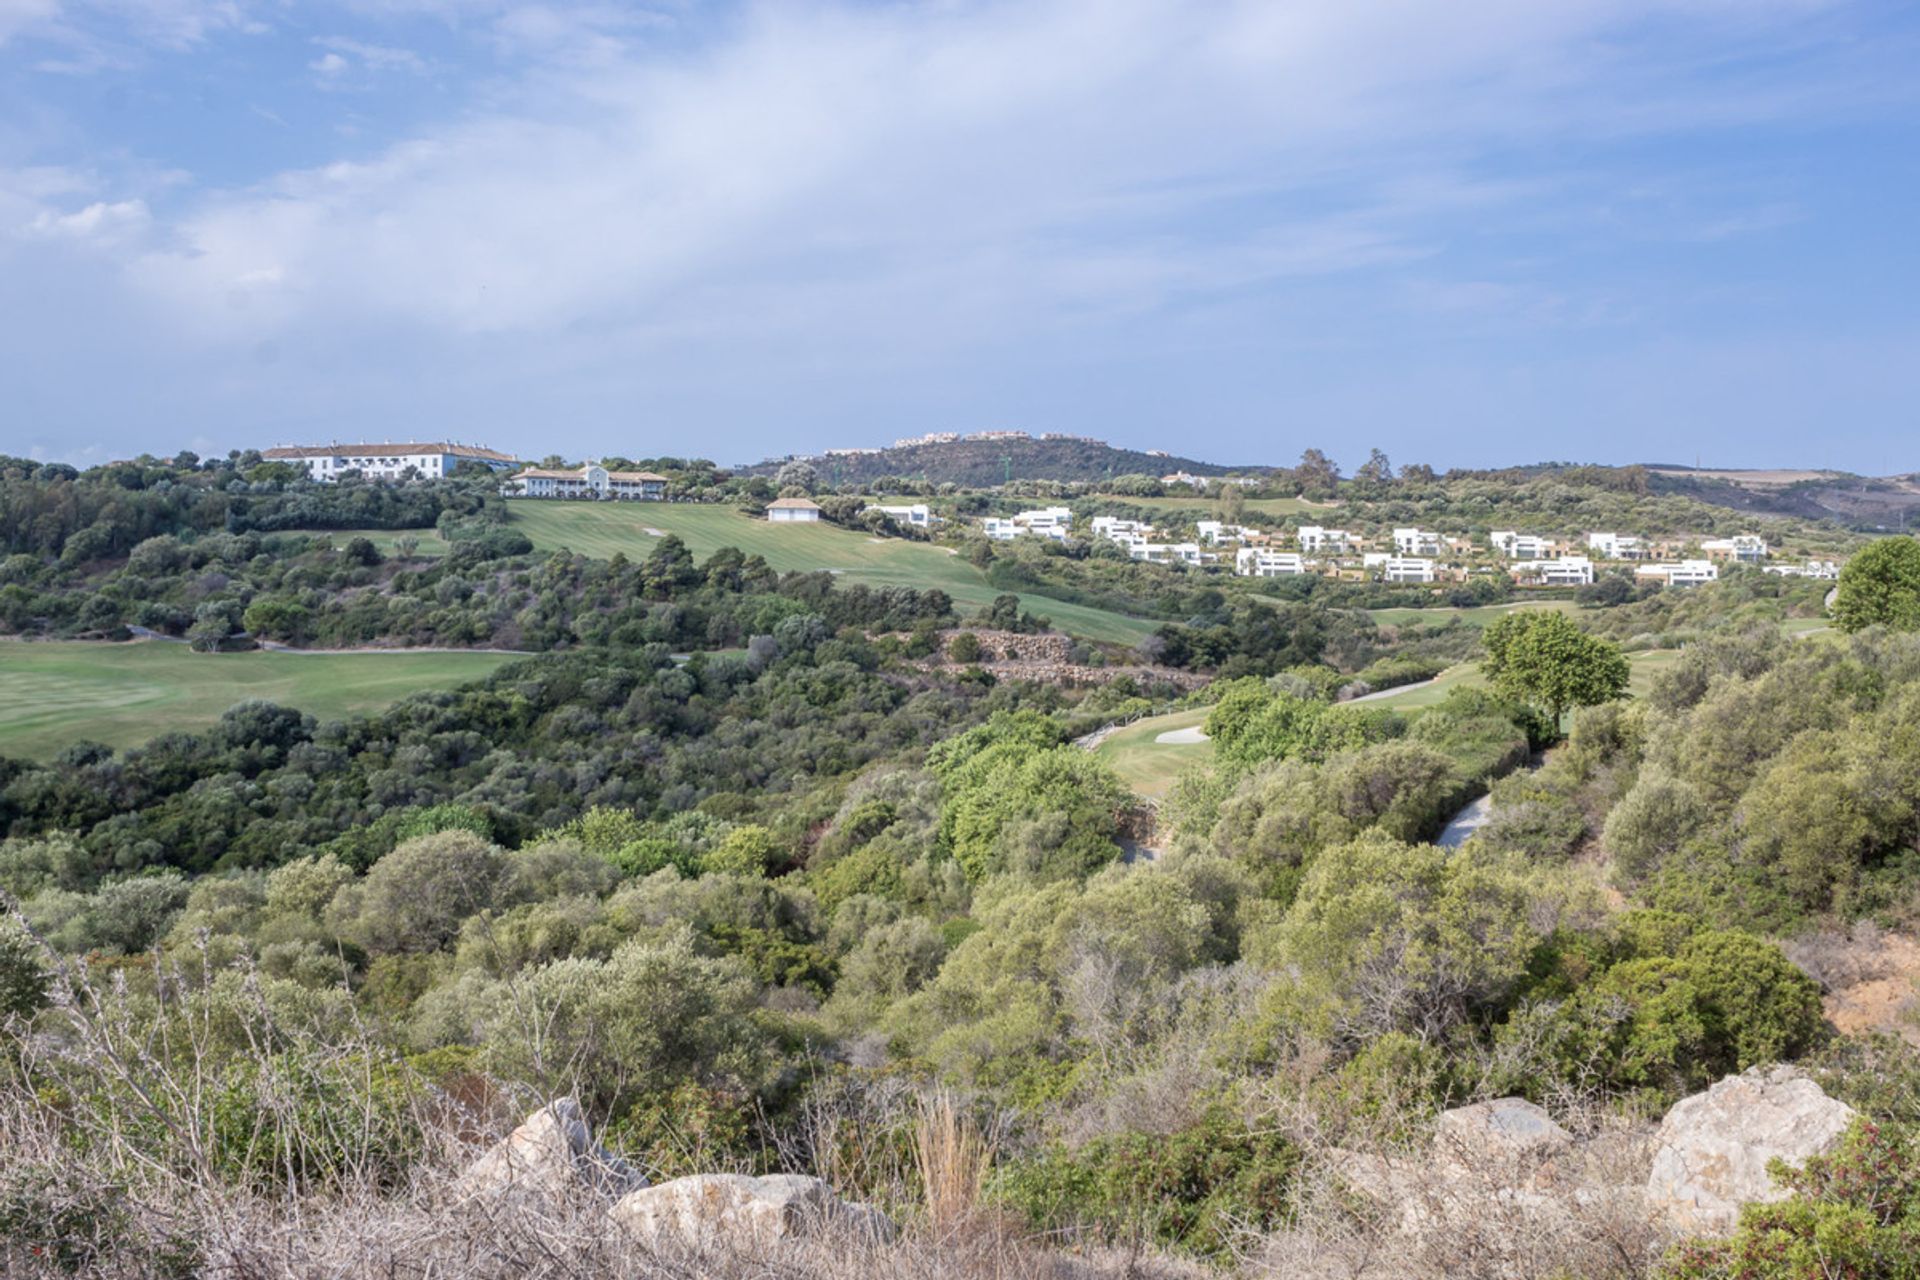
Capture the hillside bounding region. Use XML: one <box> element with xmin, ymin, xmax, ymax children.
<box><xmin>741</xmin><ymin>436</ymin><xmax>1261</xmax><ymax>486</ymax></box>
<box><xmin>504</xmin><ymin>499</ymin><xmax>1159</xmax><ymax>645</ymax></box>
<box><xmin>1648</xmin><ymin>466</ymin><xmax>1920</xmax><ymax>528</ymax></box>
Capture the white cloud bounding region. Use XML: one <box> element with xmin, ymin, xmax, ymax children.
<box><xmin>9</xmin><ymin>0</ymin><xmax>1912</xmax><ymax>465</ymax></box>
<box><xmin>0</xmin><ymin>0</ymin><xmax>60</xmax><ymax>47</ymax></box>
<box><xmin>124</xmin><ymin>0</ymin><xmax>1856</xmax><ymax>347</ymax></box>
<box><xmin>27</xmin><ymin>196</ymin><xmax>149</xmax><ymax>241</ymax></box>
<box><xmin>313</xmin><ymin>34</ymin><xmax>430</xmax><ymax>75</ymax></box>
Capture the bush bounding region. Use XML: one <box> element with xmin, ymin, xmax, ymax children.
<box><xmin>326</xmin><ymin>831</ymin><xmax>509</xmax><ymax>955</ymax></box>
<box><xmin>993</xmin><ymin>1110</ymin><xmax>1298</xmax><ymax>1257</ymax></box>
<box><xmin>1498</xmin><ymin>928</ymin><xmax>1824</xmax><ymax>1100</ymax></box>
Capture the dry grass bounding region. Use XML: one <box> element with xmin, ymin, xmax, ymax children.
<box><xmin>0</xmin><ymin>911</ymin><xmax>1193</xmax><ymax>1280</ymax></box>
<box><xmin>915</xmin><ymin>1091</ymin><xmax>997</xmax><ymax>1243</ymax></box>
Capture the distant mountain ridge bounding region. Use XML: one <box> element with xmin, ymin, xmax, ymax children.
<box><xmin>1647</xmin><ymin>466</ymin><xmax>1920</xmax><ymax>529</ymax></box>
<box><xmin>739</xmin><ymin>436</ymin><xmax>1263</xmax><ymax>486</ymax></box>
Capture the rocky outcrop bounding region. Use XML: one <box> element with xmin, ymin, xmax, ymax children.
<box><xmin>454</xmin><ymin>1098</ymin><xmax>646</xmax><ymax>1204</ymax></box>
<box><xmin>609</xmin><ymin>1173</ymin><xmax>896</xmax><ymax>1248</ymax></box>
<box><xmin>913</xmin><ymin>629</ymin><xmax>1210</xmax><ymax>690</ymax></box>
<box><xmin>1433</xmin><ymin>1098</ymin><xmax>1573</xmax><ymax>1183</ymax></box>
<box><xmin>1645</xmin><ymin>1064</ymin><xmax>1856</xmax><ymax>1233</ymax></box>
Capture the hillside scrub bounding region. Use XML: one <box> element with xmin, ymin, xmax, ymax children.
<box><xmin>6</xmin><ymin>455</ymin><xmax>1920</xmax><ymax>1277</ymax></box>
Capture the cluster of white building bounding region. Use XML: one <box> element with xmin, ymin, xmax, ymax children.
<box><xmin>983</xmin><ymin>506</ymin><xmax>1075</xmax><ymax>541</ymax></box>
<box><xmin>1084</xmin><ymin>515</ymin><xmax>1218</xmax><ymax>566</ymax></box>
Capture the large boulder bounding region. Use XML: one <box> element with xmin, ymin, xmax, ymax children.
<box><xmin>609</xmin><ymin>1173</ymin><xmax>896</xmax><ymax>1248</ymax></box>
<box><xmin>1646</xmin><ymin>1065</ymin><xmax>1856</xmax><ymax>1233</ymax></box>
<box><xmin>454</xmin><ymin>1097</ymin><xmax>646</xmax><ymax>1203</ymax></box>
<box><xmin>1433</xmin><ymin>1098</ymin><xmax>1573</xmax><ymax>1182</ymax></box>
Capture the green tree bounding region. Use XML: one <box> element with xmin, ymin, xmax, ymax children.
<box><xmin>0</xmin><ymin>915</ymin><xmax>51</xmax><ymax>1019</ymax></box>
<box><xmin>1481</xmin><ymin>610</ymin><xmax>1630</xmax><ymax>727</ymax></box>
<box><xmin>1266</xmin><ymin>833</ymin><xmax>1538</xmax><ymax>1043</ymax></box>
<box><xmin>941</xmin><ymin>742</ymin><xmax>1129</xmax><ymax>883</ymax></box>
<box><xmin>1832</xmin><ymin>536</ymin><xmax>1920</xmax><ymax>633</ymax></box>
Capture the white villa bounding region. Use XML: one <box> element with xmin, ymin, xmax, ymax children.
<box><xmin>1237</xmin><ymin>548</ymin><xmax>1307</xmax><ymax>577</ymax></box>
<box><xmin>1092</xmin><ymin>516</ymin><xmax>1154</xmax><ymax>546</ymax></box>
<box><xmin>866</xmin><ymin>503</ymin><xmax>935</xmax><ymax>528</ymax></box>
<box><xmin>1196</xmin><ymin>521</ymin><xmax>1256</xmax><ymax>545</ymax></box>
<box><xmin>505</xmin><ymin>463</ymin><xmax>667</xmax><ymax>500</ymax></box>
<box><xmin>984</xmin><ymin>507</ymin><xmax>1073</xmax><ymax>541</ymax></box>
<box><xmin>1393</xmin><ymin>527</ymin><xmax>1442</xmax><ymax>556</ymax></box>
<box><xmin>1764</xmin><ymin>559</ymin><xmax>1841</xmax><ymax>579</ymax></box>
<box><xmin>1298</xmin><ymin>526</ymin><xmax>1353</xmax><ymax>554</ymax></box>
<box><xmin>1513</xmin><ymin>556</ymin><xmax>1595</xmax><ymax>586</ymax></box>
<box><xmin>1701</xmin><ymin>535</ymin><xmax>1769</xmax><ymax>563</ymax></box>
<box><xmin>1161</xmin><ymin>471</ymin><xmax>1213</xmax><ymax>490</ymax></box>
<box><xmin>1586</xmin><ymin>532</ymin><xmax>1650</xmax><ymax>561</ymax></box>
<box><xmin>1379</xmin><ymin>557</ymin><xmax>1436</xmax><ymax>584</ymax></box>
<box><xmin>766</xmin><ymin>497</ymin><xmax>823</xmax><ymax>523</ymax></box>
<box><xmin>1491</xmin><ymin>531</ymin><xmax>1553</xmax><ymax>559</ymax></box>
<box><xmin>1636</xmin><ymin>559</ymin><xmax>1719</xmax><ymax>587</ymax></box>
<box><xmin>264</xmin><ymin>441</ymin><xmax>519</xmax><ymax>483</ymax></box>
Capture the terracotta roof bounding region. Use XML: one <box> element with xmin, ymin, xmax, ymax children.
<box><xmin>263</xmin><ymin>442</ymin><xmax>518</xmax><ymax>462</ymax></box>
<box><xmin>606</xmin><ymin>471</ymin><xmax>669</xmax><ymax>483</ymax></box>
<box><xmin>766</xmin><ymin>497</ymin><xmax>822</xmax><ymax>510</ymax></box>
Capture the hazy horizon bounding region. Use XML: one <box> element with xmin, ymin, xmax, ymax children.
<box><xmin>4</xmin><ymin>1</ymin><xmax>1918</xmax><ymax>473</ymax></box>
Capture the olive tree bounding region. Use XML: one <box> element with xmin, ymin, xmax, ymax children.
<box><xmin>1481</xmin><ymin>609</ymin><xmax>1630</xmax><ymax>728</ymax></box>
<box><xmin>1832</xmin><ymin>535</ymin><xmax>1920</xmax><ymax>633</ymax></box>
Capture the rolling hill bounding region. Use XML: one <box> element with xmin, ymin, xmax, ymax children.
<box><xmin>740</xmin><ymin>436</ymin><xmax>1265</xmax><ymax>486</ymax></box>
<box><xmin>504</xmin><ymin>500</ymin><xmax>1159</xmax><ymax>646</ymax></box>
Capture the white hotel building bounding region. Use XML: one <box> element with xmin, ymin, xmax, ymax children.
<box><xmin>263</xmin><ymin>442</ymin><xmax>519</xmax><ymax>482</ymax></box>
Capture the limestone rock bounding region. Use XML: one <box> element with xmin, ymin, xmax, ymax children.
<box><xmin>454</xmin><ymin>1097</ymin><xmax>646</xmax><ymax>1203</ymax></box>
<box><xmin>1646</xmin><ymin>1065</ymin><xmax>1856</xmax><ymax>1233</ymax></box>
<box><xmin>608</xmin><ymin>1173</ymin><xmax>896</xmax><ymax>1248</ymax></box>
<box><xmin>1434</xmin><ymin>1098</ymin><xmax>1573</xmax><ymax>1178</ymax></box>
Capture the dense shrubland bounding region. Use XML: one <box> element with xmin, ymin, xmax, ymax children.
<box><xmin>8</xmin><ymin>453</ymin><xmax>1920</xmax><ymax>1278</ymax></box>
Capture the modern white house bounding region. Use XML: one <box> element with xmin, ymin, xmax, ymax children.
<box><xmin>1393</xmin><ymin>527</ymin><xmax>1442</xmax><ymax>556</ymax></box>
<box><xmin>1513</xmin><ymin>556</ymin><xmax>1595</xmax><ymax>586</ymax></box>
<box><xmin>984</xmin><ymin>506</ymin><xmax>1074</xmax><ymax>541</ymax></box>
<box><xmin>1700</xmin><ymin>535</ymin><xmax>1769</xmax><ymax>563</ymax></box>
<box><xmin>505</xmin><ymin>463</ymin><xmax>667</xmax><ymax>500</ymax></box>
<box><xmin>1636</xmin><ymin>559</ymin><xmax>1719</xmax><ymax>587</ymax></box>
<box><xmin>1379</xmin><ymin>557</ymin><xmax>1437</xmax><ymax>584</ymax></box>
<box><xmin>264</xmin><ymin>442</ymin><xmax>519</xmax><ymax>483</ymax></box>
<box><xmin>1586</xmin><ymin>532</ymin><xmax>1649</xmax><ymax>561</ymax></box>
<box><xmin>1092</xmin><ymin>516</ymin><xmax>1155</xmax><ymax>543</ymax></box>
<box><xmin>1298</xmin><ymin>526</ymin><xmax>1352</xmax><ymax>554</ymax></box>
<box><xmin>1196</xmin><ymin>520</ymin><xmax>1257</xmax><ymax>545</ymax></box>
<box><xmin>1237</xmin><ymin>548</ymin><xmax>1307</xmax><ymax>577</ymax></box>
<box><xmin>1764</xmin><ymin>559</ymin><xmax>1841</xmax><ymax>579</ymax></box>
<box><xmin>866</xmin><ymin>503</ymin><xmax>935</xmax><ymax>528</ymax></box>
<box><xmin>1161</xmin><ymin>471</ymin><xmax>1213</xmax><ymax>490</ymax></box>
<box><xmin>766</xmin><ymin>497</ymin><xmax>823</xmax><ymax>523</ymax></box>
<box><xmin>1491</xmin><ymin>531</ymin><xmax>1553</xmax><ymax>559</ymax></box>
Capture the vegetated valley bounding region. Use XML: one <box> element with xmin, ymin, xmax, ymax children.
<box><xmin>7</xmin><ymin>448</ymin><xmax>1920</xmax><ymax>1279</ymax></box>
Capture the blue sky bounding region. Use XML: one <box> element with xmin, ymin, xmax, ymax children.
<box><xmin>2</xmin><ymin>1</ymin><xmax>1917</xmax><ymax>473</ymax></box>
